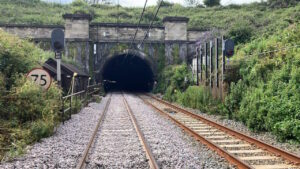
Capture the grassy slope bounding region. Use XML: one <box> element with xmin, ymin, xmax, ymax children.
<box><xmin>0</xmin><ymin>0</ymin><xmax>299</xmax><ymax>41</ymax></box>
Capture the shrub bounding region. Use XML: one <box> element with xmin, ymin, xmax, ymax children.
<box><xmin>71</xmin><ymin>0</ymin><xmax>94</xmax><ymax>15</ymax></box>
<box><xmin>268</xmin><ymin>0</ymin><xmax>299</xmax><ymax>8</ymax></box>
<box><xmin>0</xmin><ymin>29</ymin><xmax>51</xmax><ymax>89</ymax></box>
<box><xmin>203</xmin><ymin>0</ymin><xmax>221</xmax><ymax>7</ymax></box>
<box><xmin>179</xmin><ymin>86</ymin><xmax>212</xmax><ymax>111</ymax></box>
<box><xmin>30</xmin><ymin>120</ymin><xmax>54</xmax><ymax>141</ymax></box>
<box><xmin>225</xmin><ymin>80</ymin><xmax>246</xmax><ymax>119</ymax></box>
<box><xmin>178</xmin><ymin>86</ymin><xmax>224</xmax><ymax>114</ymax></box>
<box><xmin>225</xmin><ymin>24</ymin><xmax>300</xmax><ymax>142</ymax></box>
<box><xmin>227</xmin><ymin>21</ymin><xmax>254</xmax><ymax>44</ymax></box>
<box><xmin>158</xmin><ymin>64</ymin><xmax>192</xmax><ymax>101</ymax></box>
<box><xmin>160</xmin><ymin>1</ymin><xmax>174</xmax><ymax>7</ymax></box>
<box><xmin>0</xmin><ymin>23</ymin><xmax>63</xmax><ymax>160</ymax></box>
<box><xmin>274</xmin><ymin>119</ymin><xmax>300</xmax><ymax>142</ymax></box>
<box><xmin>5</xmin><ymin>77</ymin><xmax>61</xmax><ymax>122</ymax></box>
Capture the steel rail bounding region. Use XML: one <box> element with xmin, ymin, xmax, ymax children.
<box><xmin>76</xmin><ymin>94</ymin><xmax>112</xmax><ymax>169</ymax></box>
<box><xmin>147</xmin><ymin>94</ymin><xmax>300</xmax><ymax>165</ymax></box>
<box><xmin>122</xmin><ymin>94</ymin><xmax>159</xmax><ymax>169</ymax></box>
<box><xmin>143</xmin><ymin>94</ymin><xmax>300</xmax><ymax>168</ymax></box>
<box><xmin>139</xmin><ymin>95</ymin><xmax>251</xmax><ymax>169</ymax></box>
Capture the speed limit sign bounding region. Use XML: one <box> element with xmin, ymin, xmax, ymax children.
<box><xmin>26</xmin><ymin>68</ymin><xmax>52</xmax><ymax>90</ymax></box>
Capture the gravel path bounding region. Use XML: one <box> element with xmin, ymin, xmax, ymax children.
<box><xmin>124</xmin><ymin>93</ymin><xmax>232</xmax><ymax>169</ymax></box>
<box><xmin>0</xmin><ymin>96</ymin><xmax>109</xmax><ymax>169</ymax></box>
<box><xmin>86</xmin><ymin>93</ymin><xmax>149</xmax><ymax>169</ymax></box>
<box><xmin>154</xmin><ymin>94</ymin><xmax>300</xmax><ymax>156</ymax></box>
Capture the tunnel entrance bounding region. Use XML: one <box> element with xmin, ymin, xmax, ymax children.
<box><xmin>101</xmin><ymin>52</ymin><xmax>154</xmax><ymax>92</ymax></box>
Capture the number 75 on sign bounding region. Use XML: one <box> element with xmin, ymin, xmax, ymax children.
<box><xmin>26</xmin><ymin>68</ymin><xmax>52</xmax><ymax>90</ymax></box>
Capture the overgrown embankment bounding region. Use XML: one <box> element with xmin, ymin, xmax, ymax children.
<box><xmin>225</xmin><ymin>24</ymin><xmax>300</xmax><ymax>142</ymax></box>
<box><xmin>1</xmin><ymin>0</ymin><xmax>300</xmax><ymax>43</ymax></box>
<box><xmin>155</xmin><ymin>24</ymin><xmax>300</xmax><ymax>143</ymax></box>
<box><xmin>0</xmin><ymin>29</ymin><xmax>61</xmax><ymax>161</ymax></box>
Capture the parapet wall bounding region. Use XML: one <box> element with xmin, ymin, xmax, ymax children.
<box><xmin>0</xmin><ymin>24</ymin><xmax>64</xmax><ymax>39</ymax></box>
<box><xmin>90</xmin><ymin>23</ymin><xmax>164</xmax><ymax>42</ymax></box>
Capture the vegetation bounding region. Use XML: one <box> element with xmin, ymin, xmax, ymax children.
<box><xmin>156</xmin><ymin>24</ymin><xmax>300</xmax><ymax>143</ymax></box>
<box><xmin>0</xmin><ymin>0</ymin><xmax>299</xmax><ymax>154</ymax></box>
<box><xmin>0</xmin><ymin>0</ymin><xmax>299</xmax><ymax>45</ymax></box>
<box><xmin>267</xmin><ymin>0</ymin><xmax>300</xmax><ymax>8</ymax></box>
<box><xmin>225</xmin><ymin>24</ymin><xmax>300</xmax><ymax>142</ymax></box>
<box><xmin>0</xmin><ymin>29</ymin><xmax>62</xmax><ymax>160</ymax></box>
<box><xmin>203</xmin><ymin>0</ymin><xmax>220</xmax><ymax>7</ymax></box>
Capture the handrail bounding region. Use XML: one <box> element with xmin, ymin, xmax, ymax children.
<box><xmin>87</xmin><ymin>83</ymin><xmax>101</xmax><ymax>88</ymax></box>
<box><xmin>62</xmin><ymin>90</ymin><xmax>86</xmax><ymax>99</ymax></box>
<box><xmin>60</xmin><ymin>83</ymin><xmax>102</xmax><ymax>124</ymax></box>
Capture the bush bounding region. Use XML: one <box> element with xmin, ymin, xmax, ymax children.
<box><xmin>179</xmin><ymin>86</ymin><xmax>224</xmax><ymax>114</ymax></box>
<box><xmin>0</xmin><ymin>29</ymin><xmax>51</xmax><ymax>89</ymax></box>
<box><xmin>203</xmin><ymin>0</ymin><xmax>220</xmax><ymax>7</ymax></box>
<box><xmin>226</xmin><ymin>24</ymin><xmax>300</xmax><ymax>142</ymax></box>
<box><xmin>71</xmin><ymin>0</ymin><xmax>94</xmax><ymax>15</ymax></box>
<box><xmin>225</xmin><ymin>80</ymin><xmax>246</xmax><ymax>119</ymax></box>
<box><xmin>157</xmin><ymin>64</ymin><xmax>192</xmax><ymax>101</ymax></box>
<box><xmin>268</xmin><ymin>0</ymin><xmax>299</xmax><ymax>8</ymax></box>
<box><xmin>6</xmin><ymin>78</ymin><xmax>61</xmax><ymax>123</ymax></box>
<box><xmin>227</xmin><ymin>21</ymin><xmax>254</xmax><ymax>44</ymax></box>
<box><xmin>0</xmin><ymin>30</ymin><xmax>62</xmax><ymax>159</ymax></box>
<box><xmin>30</xmin><ymin>120</ymin><xmax>54</xmax><ymax>141</ymax></box>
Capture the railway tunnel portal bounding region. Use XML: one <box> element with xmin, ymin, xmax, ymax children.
<box><xmin>0</xmin><ymin>14</ymin><xmax>215</xmax><ymax>92</ymax></box>
<box><xmin>100</xmin><ymin>50</ymin><xmax>154</xmax><ymax>92</ymax></box>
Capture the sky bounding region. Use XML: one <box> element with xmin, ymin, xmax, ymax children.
<box><xmin>44</xmin><ymin>0</ymin><xmax>263</xmax><ymax>6</ymax></box>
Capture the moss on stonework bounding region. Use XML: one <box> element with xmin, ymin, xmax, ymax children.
<box><xmin>172</xmin><ymin>44</ymin><xmax>180</xmax><ymax>64</ymax></box>
<box><xmin>109</xmin><ymin>43</ymin><xmax>129</xmax><ymax>54</ymax></box>
<box><xmin>144</xmin><ymin>43</ymin><xmax>149</xmax><ymax>56</ymax></box>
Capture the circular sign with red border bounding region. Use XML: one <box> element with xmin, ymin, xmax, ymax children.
<box><xmin>26</xmin><ymin>68</ymin><xmax>52</xmax><ymax>90</ymax></box>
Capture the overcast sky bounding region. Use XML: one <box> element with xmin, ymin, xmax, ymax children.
<box><xmin>45</xmin><ymin>0</ymin><xmax>263</xmax><ymax>6</ymax></box>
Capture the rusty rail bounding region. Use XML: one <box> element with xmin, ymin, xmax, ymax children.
<box><xmin>76</xmin><ymin>94</ymin><xmax>111</xmax><ymax>169</ymax></box>
<box><xmin>141</xmin><ymin>94</ymin><xmax>300</xmax><ymax>169</ymax></box>
<box><xmin>122</xmin><ymin>94</ymin><xmax>159</xmax><ymax>169</ymax></box>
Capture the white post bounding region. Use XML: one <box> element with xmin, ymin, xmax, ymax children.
<box><xmin>71</xmin><ymin>72</ymin><xmax>77</xmax><ymax>103</ymax></box>
<box><xmin>56</xmin><ymin>54</ymin><xmax>61</xmax><ymax>87</ymax></box>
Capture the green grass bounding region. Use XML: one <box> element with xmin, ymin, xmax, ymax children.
<box><xmin>0</xmin><ymin>0</ymin><xmax>299</xmax><ymax>44</ymax></box>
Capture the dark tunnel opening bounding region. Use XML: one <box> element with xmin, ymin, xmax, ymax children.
<box><xmin>101</xmin><ymin>53</ymin><xmax>154</xmax><ymax>92</ymax></box>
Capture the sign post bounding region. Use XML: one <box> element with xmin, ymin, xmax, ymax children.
<box><xmin>196</xmin><ymin>47</ymin><xmax>199</xmax><ymax>86</ymax></box>
<box><xmin>200</xmin><ymin>45</ymin><xmax>203</xmax><ymax>82</ymax></box>
<box><xmin>51</xmin><ymin>29</ymin><xmax>65</xmax><ymax>87</ymax></box>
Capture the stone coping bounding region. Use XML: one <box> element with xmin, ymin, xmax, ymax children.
<box><xmin>163</xmin><ymin>16</ymin><xmax>189</xmax><ymax>23</ymax></box>
<box><xmin>90</xmin><ymin>22</ymin><xmax>164</xmax><ymax>29</ymax></box>
<box><xmin>63</xmin><ymin>13</ymin><xmax>92</xmax><ymax>21</ymax></box>
<box><xmin>0</xmin><ymin>23</ymin><xmax>64</xmax><ymax>28</ymax></box>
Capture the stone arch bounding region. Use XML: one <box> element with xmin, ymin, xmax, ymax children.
<box><xmin>98</xmin><ymin>49</ymin><xmax>155</xmax><ymax>91</ymax></box>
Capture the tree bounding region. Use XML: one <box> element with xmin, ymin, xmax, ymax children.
<box><xmin>203</xmin><ymin>0</ymin><xmax>220</xmax><ymax>7</ymax></box>
<box><xmin>267</xmin><ymin>0</ymin><xmax>300</xmax><ymax>8</ymax></box>
<box><xmin>184</xmin><ymin>0</ymin><xmax>201</xmax><ymax>6</ymax></box>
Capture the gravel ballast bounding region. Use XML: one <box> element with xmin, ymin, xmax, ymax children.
<box><xmin>124</xmin><ymin>93</ymin><xmax>232</xmax><ymax>169</ymax></box>
<box><xmin>86</xmin><ymin>93</ymin><xmax>149</xmax><ymax>169</ymax></box>
<box><xmin>0</xmin><ymin>96</ymin><xmax>109</xmax><ymax>169</ymax></box>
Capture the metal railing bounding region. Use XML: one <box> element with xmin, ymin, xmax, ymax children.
<box><xmin>61</xmin><ymin>83</ymin><xmax>102</xmax><ymax>123</ymax></box>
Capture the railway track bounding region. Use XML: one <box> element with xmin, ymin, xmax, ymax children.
<box><xmin>76</xmin><ymin>93</ymin><xmax>159</xmax><ymax>169</ymax></box>
<box><xmin>140</xmin><ymin>94</ymin><xmax>300</xmax><ymax>169</ymax></box>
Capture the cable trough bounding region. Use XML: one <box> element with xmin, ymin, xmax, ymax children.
<box><xmin>140</xmin><ymin>94</ymin><xmax>300</xmax><ymax>169</ymax></box>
